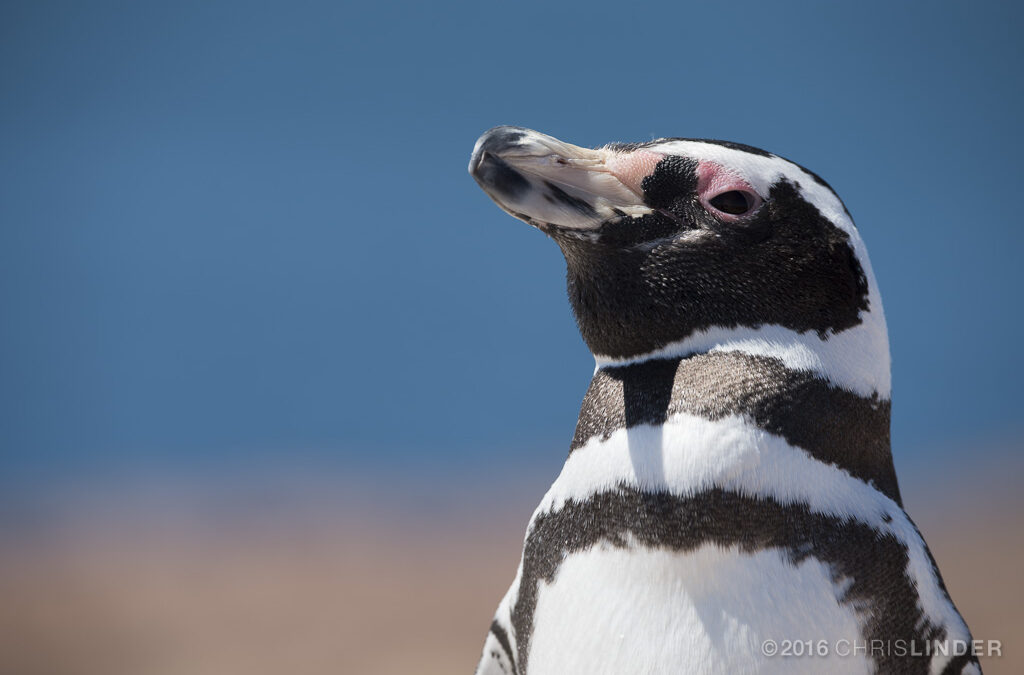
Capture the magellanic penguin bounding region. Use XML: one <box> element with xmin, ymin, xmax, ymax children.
<box><xmin>467</xmin><ymin>127</ymin><xmax>979</xmax><ymax>675</ymax></box>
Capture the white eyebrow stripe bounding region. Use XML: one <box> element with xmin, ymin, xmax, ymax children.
<box><xmin>649</xmin><ymin>140</ymin><xmax>849</xmax><ymax>234</ymax></box>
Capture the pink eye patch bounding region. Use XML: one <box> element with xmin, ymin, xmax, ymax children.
<box><xmin>607</xmin><ymin>152</ymin><xmax>762</xmax><ymax>220</ymax></box>
<box><xmin>604</xmin><ymin>150</ymin><xmax>664</xmax><ymax>197</ymax></box>
<box><xmin>696</xmin><ymin>160</ymin><xmax>763</xmax><ymax>219</ymax></box>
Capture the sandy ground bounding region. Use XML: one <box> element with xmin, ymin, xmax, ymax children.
<box><xmin>1</xmin><ymin>452</ymin><xmax>1020</xmax><ymax>675</ymax></box>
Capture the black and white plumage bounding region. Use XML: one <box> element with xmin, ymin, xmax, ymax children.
<box><xmin>467</xmin><ymin>127</ymin><xmax>978</xmax><ymax>675</ymax></box>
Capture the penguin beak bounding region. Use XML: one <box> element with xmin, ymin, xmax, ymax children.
<box><xmin>469</xmin><ymin>126</ymin><xmax>653</xmax><ymax>231</ymax></box>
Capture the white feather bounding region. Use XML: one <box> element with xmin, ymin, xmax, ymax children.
<box><xmin>528</xmin><ymin>544</ymin><xmax>871</xmax><ymax>675</ymax></box>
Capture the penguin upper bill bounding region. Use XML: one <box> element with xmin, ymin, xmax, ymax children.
<box><xmin>469</xmin><ymin>126</ymin><xmax>878</xmax><ymax>368</ymax></box>
<box><xmin>469</xmin><ymin>126</ymin><xmax>653</xmax><ymax>230</ymax></box>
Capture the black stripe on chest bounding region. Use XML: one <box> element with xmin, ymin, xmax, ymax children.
<box><xmin>571</xmin><ymin>351</ymin><xmax>901</xmax><ymax>504</ymax></box>
<box><xmin>509</xmin><ymin>487</ymin><xmax>973</xmax><ymax>675</ymax></box>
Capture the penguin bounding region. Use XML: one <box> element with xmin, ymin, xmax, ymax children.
<box><xmin>467</xmin><ymin>126</ymin><xmax>980</xmax><ymax>675</ymax></box>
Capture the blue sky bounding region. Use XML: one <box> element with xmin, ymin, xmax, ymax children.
<box><xmin>2</xmin><ymin>1</ymin><xmax>1021</xmax><ymax>490</ymax></box>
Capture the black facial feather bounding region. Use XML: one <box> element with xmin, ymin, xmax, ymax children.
<box><xmin>552</xmin><ymin>177</ymin><xmax>870</xmax><ymax>358</ymax></box>
<box><xmin>639</xmin><ymin>155</ymin><xmax>698</xmax><ymax>210</ymax></box>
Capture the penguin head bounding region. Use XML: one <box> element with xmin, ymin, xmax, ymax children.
<box><xmin>469</xmin><ymin>126</ymin><xmax>886</xmax><ymax>382</ymax></box>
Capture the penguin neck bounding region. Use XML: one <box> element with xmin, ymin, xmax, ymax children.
<box><xmin>590</xmin><ymin>309</ymin><xmax>892</xmax><ymax>402</ymax></box>
<box><xmin>572</xmin><ymin>329</ymin><xmax>901</xmax><ymax>505</ymax></box>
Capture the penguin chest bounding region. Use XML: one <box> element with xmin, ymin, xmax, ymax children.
<box><xmin>527</xmin><ymin>543</ymin><xmax>871</xmax><ymax>675</ymax></box>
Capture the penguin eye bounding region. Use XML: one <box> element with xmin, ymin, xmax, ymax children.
<box><xmin>695</xmin><ymin>161</ymin><xmax>763</xmax><ymax>222</ymax></box>
<box><xmin>707</xmin><ymin>190</ymin><xmax>757</xmax><ymax>216</ymax></box>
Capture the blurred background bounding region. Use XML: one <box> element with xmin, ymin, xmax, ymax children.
<box><xmin>1</xmin><ymin>1</ymin><xmax>1021</xmax><ymax>673</ymax></box>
